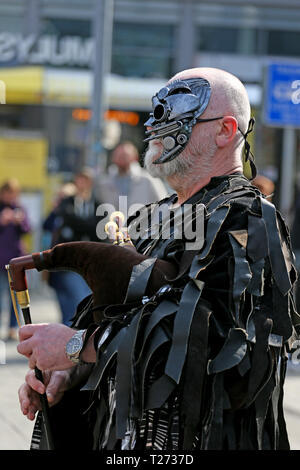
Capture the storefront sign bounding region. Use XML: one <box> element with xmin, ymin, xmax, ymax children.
<box><xmin>0</xmin><ymin>32</ymin><xmax>94</xmax><ymax>68</ymax></box>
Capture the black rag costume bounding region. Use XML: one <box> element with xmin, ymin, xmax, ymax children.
<box><xmin>29</xmin><ymin>76</ymin><xmax>299</xmax><ymax>450</ymax></box>
<box><xmin>31</xmin><ymin>173</ymin><xmax>299</xmax><ymax>450</ymax></box>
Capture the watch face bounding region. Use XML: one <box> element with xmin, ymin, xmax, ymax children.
<box><xmin>67</xmin><ymin>337</ymin><xmax>82</xmax><ymax>355</ymax></box>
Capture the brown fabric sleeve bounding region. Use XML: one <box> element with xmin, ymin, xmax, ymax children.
<box><xmin>32</xmin><ymin>241</ymin><xmax>177</xmax><ymax>306</ymax></box>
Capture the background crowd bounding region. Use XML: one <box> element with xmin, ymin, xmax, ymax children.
<box><xmin>0</xmin><ymin>140</ymin><xmax>168</xmax><ymax>334</ymax></box>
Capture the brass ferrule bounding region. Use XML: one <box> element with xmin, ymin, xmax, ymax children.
<box><xmin>5</xmin><ymin>266</ymin><xmax>21</xmax><ymax>327</ymax></box>
<box><xmin>16</xmin><ymin>290</ymin><xmax>30</xmax><ymax>309</ymax></box>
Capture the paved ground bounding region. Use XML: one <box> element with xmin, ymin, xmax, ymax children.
<box><xmin>0</xmin><ymin>284</ymin><xmax>300</xmax><ymax>450</ymax></box>
<box><xmin>0</xmin><ymin>284</ymin><xmax>61</xmax><ymax>450</ymax></box>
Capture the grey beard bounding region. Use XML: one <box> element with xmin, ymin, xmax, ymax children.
<box><xmin>144</xmin><ymin>139</ymin><xmax>216</xmax><ymax>184</ymax></box>
<box><xmin>144</xmin><ymin>141</ymin><xmax>193</xmax><ymax>179</ymax></box>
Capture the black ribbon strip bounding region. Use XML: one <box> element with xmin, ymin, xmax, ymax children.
<box><xmin>135</xmin><ymin>299</ymin><xmax>177</xmax><ymax>365</ymax></box>
<box><xmin>203</xmin><ymin>373</ymin><xmax>224</xmax><ymax>449</ymax></box>
<box><xmin>238</xmin><ymin>117</ymin><xmax>257</xmax><ymax>179</ymax></box>
<box><xmin>270</xmin><ymin>361</ymin><xmax>281</xmax><ymax>448</ymax></box>
<box><xmin>277</xmin><ymin>350</ymin><xmax>290</xmax><ymax>449</ymax></box>
<box><xmin>271</xmin><ymin>284</ymin><xmax>293</xmax><ymax>342</ymax></box>
<box><xmin>205</xmin><ymin>188</ymin><xmax>256</xmax><ymax>216</ymax></box>
<box><xmin>260</xmin><ymin>198</ymin><xmax>292</xmax><ymax>296</ymax></box>
<box><xmin>145</xmin><ymin>375</ymin><xmax>176</xmax><ymax>411</ymax></box>
<box><xmin>115</xmin><ymin>308</ymin><xmax>144</xmax><ymax>439</ymax></box>
<box><xmin>165</xmin><ymin>280</ymin><xmax>204</xmax><ymax>384</ymax></box>
<box><xmin>197</xmin><ymin>205</ymin><xmax>230</xmax><ymax>261</ymax></box>
<box><xmin>124</xmin><ymin>258</ymin><xmax>157</xmax><ymax>303</ymax></box>
<box><xmin>229</xmin><ymin>233</ymin><xmax>252</xmax><ymax>323</ymax></box>
<box><xmin>81</xmin><ymin>327</ymin><xmax>126</xmax><ymax>392</ymax></box>
<box><xmin>207</xmin><ymin>328</ymin><xmax>248</xmax><ymax>375</ymax></box>
<box><xmin>181</xmin><ymin>300</ymin><xmax>212</xmax><ymax>449</ymax></box>
<box><xmin>247</xmin><ymin>258</ymin><xmax>265</xmax><ymax>297</ymax></box>
<box><xmin>254</xmin><ymin>374</ymin><xmax>275</xmax><ymax>449</ymax></box>
<box><xmin>246</xmin><ymin>312</ymin><xmax>273</xmax><ymax>405</ymax></box>
<box><xmin>133</xmin><ymin>327</ymin><xmax>171</xmax><ymax>417</ymax></box>
<box><xmin>247</xmin><ymin>214</ymin><xmax>269</xmax><ymax>262</ymax></box>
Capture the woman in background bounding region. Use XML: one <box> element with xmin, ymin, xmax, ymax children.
<box><xmin>0</xmin><ymin>179</ymin><xmax>31</xmax><ymax>340</ymax></box>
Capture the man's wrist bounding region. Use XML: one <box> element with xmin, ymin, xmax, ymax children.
<box><xmin>79</xmin><ymin>330</ymin><xmax>97</xmax><ymax>363</ymax></box>
<box><xmin>65</xmin><ymin>325</ymin><xmax>99</xmax><ymax>365</ymax></box>
<box><xmin>65</xmin><ymin>329</ymin><xmax>86</xmax><ymax>365</ymax></box>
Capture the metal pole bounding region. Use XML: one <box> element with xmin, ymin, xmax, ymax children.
<box><xmin>279</xmin><ymin>127</ymin><xmax>296</xmax><ymax>219</ymax></box>
<box><xmin>174</xmin><ymin>0</ymin><xmax>195</xmax><ymax>73</ymax></box>
<box><xmin>24</xmin><ymin>0</ymin><xmax>40</xmax><ymax>35</ymax></box>
<box><xmin>87</xmin><ymin>0</ymin><xmax>114</xmax><ymax>171</ymax></box>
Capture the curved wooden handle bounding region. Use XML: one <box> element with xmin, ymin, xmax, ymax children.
<box><xmin>7</xmin><ymin>254</ymin><xmax>36</xmax><ymax>292</ymax></box>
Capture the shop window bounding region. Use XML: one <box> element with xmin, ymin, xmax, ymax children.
<box><xmin>196</xmin><ymin>25</ymin><xmax>257</xmax><ymax>55</ymax></box>
<box><xmin>267</xmin><ymin>30</ymin><xmax>300</xmax><ymax>58</ymax></box>
<box><xmin>41</xmin><ymin>18</ymin><xmax>91</xmax><ymax>38</ymax></box>
<box><xmin>112</xmin><ymin>22</ymin><xmax>174</xmax><ymax>78</ymax></box>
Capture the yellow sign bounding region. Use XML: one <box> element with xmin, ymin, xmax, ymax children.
<box><xmin>0</xmin><ymin>66</ymin><xmax>43</xmax><ymax>104</ymax></box>
<box><xmin>0</xmin><ymin>135</ymin><xmax>48</xmax><ymax>189</ymax></box>
<box><xmin>0</xmin><ymin>80</ymin><xmax>5</xmax><ymax>104</ymax></box>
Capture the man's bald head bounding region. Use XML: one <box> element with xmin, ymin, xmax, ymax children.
<box><xmin>170</xmin><ymin>67</ymin><xmax>251</xmax><ymax>137</ymax></box>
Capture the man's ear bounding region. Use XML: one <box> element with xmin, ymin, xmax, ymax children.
<box><xmin>215</xmin><ymin>116</ymin><xmax>238</xmax><ymax>148</ymax></box>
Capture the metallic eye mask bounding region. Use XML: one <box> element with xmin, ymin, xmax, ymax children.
<box><xmin>144</xmin><ymin>78</ymin><xmax>214</xmax><ymax>164</ymax></box>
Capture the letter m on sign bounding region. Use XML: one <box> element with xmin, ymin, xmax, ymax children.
<box><xmin>0</xmin><ymin>80</ymin><xmax>6</xmax><ymax>104</ymax></box>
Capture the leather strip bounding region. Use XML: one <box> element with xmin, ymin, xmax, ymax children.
<box><xmin>203</xmin><ymin>373</ymin><xmax>224</xmax><ymax>449</ymax></box>
<box><xmin>81</xmin><ymin>327</ymin><xmax>126</xmax><ymax>392</ymax></box>
<box><xmin>205</xmin><ymin>188</ymin><xmax>257</xmax><ymax>215</ymax></box>
<box><xmin>229</xmin><ymin>233</ymin><xmax>252</xmax><ymax>322</ymax></box>
<box><xmin>247</xmin><ymin>258</ymin><xmax>265</xmax><ymax>297</ymax></box>
<box><xmin>133</xmin><ymin>327</ymin><xmax>171</xmax><ymax>417</ymax></box>
<box><xmin>247</xmin><ymin>312</ymin><xmax>273</xmax><ymax>404</ymax></box>
<box><xmin>260</xmin><ymin>198</ymin><xmax>292</xmax><ymax>295</ymax></box>
<box><xmin>271</xmin><ymin>284</ymin><xmax>293</xmax><ymax>341</ymax></box>
<box><xmin>247</xmin><ymin>214</ymin><xmax>268</xmax><ymax>262</ymax></box>
<box><xmin>145</xmin><ymin>375</ymin><xmax>176</xmax><ymax>411</ymax></box>
<box><xmin>124</xmin><ymin>258</ymin><xmax>157</xmax><ymax>303</ymax></box>
<box><xmin>277</xmin><ymin>350</ymin><xmax>290</xmax><ymax>449</ymax></box>
<box><xmin>254</xmin><ymin>375</ymin><xmax>275</xmax><ymax>449</ymax></box>
<box><xmin>165</xmin><ymin>280</ymin><xmax>204</xmax><ymax>384</ymax></box>
<box><xmin>198</xmin><ymin>205</ymin><xmax>231</xmax><ymax>260</ymax></box>
<box><xmin>181</xmin><ymin>301</ymin><xmax>212</xmax><ymax>449</ymax></box>
<box><xmin>207</xmin><ymin>328</ymin><xmax>248</xmax><ymax>375</ymax></box>
<box><xmin>115</xmin><ymin>308</ymin><xmax>144</xmax><ymax>439</ymax></box>
<box><xmin>135</xmin><ymin>299</ymin><xmax>177</xmax><ymax>364</ymax></box>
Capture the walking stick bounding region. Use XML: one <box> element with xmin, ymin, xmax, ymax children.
<box><xmin>6</xmin><ymin>262</ymin><xmax>55</xmax><ymax>450</ymax></box>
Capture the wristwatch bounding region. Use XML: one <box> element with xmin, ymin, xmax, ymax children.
<box><xmin>65</xmin><ymin>329</ymin><xmax>86</xmax><ymax>364</ymax></box>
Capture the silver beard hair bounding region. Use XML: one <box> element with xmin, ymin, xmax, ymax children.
<box><xmin>144</xmin><ymin>140</ymin><xmax>192</xmax><ymax>179</ymax></box>
<box><xmin>144</xmin><ymin>134</ymin><xmax>217</xmax><ymax>185</ymax></box>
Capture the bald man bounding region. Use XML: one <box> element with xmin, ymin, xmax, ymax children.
<box><xmin>17</xmin><ymin>68</ymin><xmax>298</xmax><ymax>450</ymax></box>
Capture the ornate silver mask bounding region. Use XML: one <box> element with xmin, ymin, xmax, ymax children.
<box><xmin>144</xmin><ymin>78</ymin><xmax>221</xmax><ymax>164</ymax></box>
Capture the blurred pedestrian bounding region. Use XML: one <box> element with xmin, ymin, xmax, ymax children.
<box><xmin>96</xmin><ymin>141</ymin><xmax>168</xmax><ymax>216</ymax></box>
<box><xmin>252</xmin><ymin>174</ymin><xmax>275</xmax><ymax>201</ymax></box>
<box><xmin>43</xmin><ymin>169</ymin><xmax>102</xmax><ymax>326</ymax></box>
<box><xmin>42</xmin><ymin>181</ymin><xmax>77</xmax><ymax>248</ymax></box>
<box><xmin>0</xmin><ymin>178</ymin><xmax>31</xmax><ymax>340</ymax></box>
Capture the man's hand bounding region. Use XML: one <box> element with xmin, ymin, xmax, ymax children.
<box><xmin>18</xmin><ymin>369</ymin><xmax>71</xmax><ymax>421</ymax></box>
<box><xmin>17</xmin><ymin>323</ymin><xmax>77</xmax><ymax>371</ymax></box>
